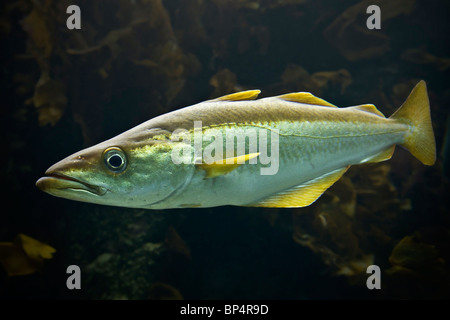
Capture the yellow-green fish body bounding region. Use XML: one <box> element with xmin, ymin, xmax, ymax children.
<box><xmin>36</xmin><ymin>81</ymin><xmax>435</xmax><ymax>209</ymax></box>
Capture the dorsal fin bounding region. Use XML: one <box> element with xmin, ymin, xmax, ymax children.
<box><xmin>277</xmin><ymin>92</ymin><xmax>337</xmax><ymax>108</ymax></box>
<box><xmin>212</xmin><ymin>90</ymin><xmax>261</xmax><ymax>102</ymax></box>
<box><xmin>248</xmin><ymin>166</ymin><xmax>349</xmax><ymax>208</ymax></box>
<box><xmin>350</xmin><ymin>104</ymin><xmax>386</xmax><ymax>118</ymax></box>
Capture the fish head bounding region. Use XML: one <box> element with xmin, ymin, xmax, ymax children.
<box><xmin>36</xmin><ymin>136</ymin><xmax>191</xmax><ymax>208</ymax></box>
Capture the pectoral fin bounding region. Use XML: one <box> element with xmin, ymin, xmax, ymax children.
<box><xmin>248</xmin><ymin>166</ymin><xmax>349</xmax><ymax>208</ymax></box>
<box><xmin>198</xmin><ymin>152</ymin><xmax>260</xmax><ymax>179</ymax></box>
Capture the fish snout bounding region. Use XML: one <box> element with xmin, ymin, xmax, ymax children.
<box><xmin>36</xmin><ymin>154</ymin><xmax>107</xmax><ymax>196</ymax></box>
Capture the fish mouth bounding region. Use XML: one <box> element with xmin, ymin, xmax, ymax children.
<box><xmin>36</xmin><ymin>173</ymin><xmax>107</xmax><ymax>196</ymax></box>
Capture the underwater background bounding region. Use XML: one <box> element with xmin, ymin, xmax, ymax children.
<box><xmin>1</xmin><ymin>0</ymin><xmax>449</xmax><ymax>299</ymax></box>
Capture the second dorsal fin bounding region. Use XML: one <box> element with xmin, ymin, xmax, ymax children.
<box><xmin>212</xmin><ymin>90</ymin><xmax>261</xmax><ymax>102</ymax></box>
<box><xmin>278</xmin><ymin>92</ymin><xmax>337</xmax><ymax>108</ymax></box>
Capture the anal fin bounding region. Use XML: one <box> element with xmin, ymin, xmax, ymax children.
<box><xmin>359</xmin><ymin>145</ymin><xmax>395</xmax><ymax>164</ymax></box>
<box><xmin>248</xmin><ymin>166</ymin><xmax>349</xmax><ymax>208</ymax></box>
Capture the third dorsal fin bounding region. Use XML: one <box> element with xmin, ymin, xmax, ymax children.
<box><xmin>212</xmin><ymin>90</ymin><xmax>261</xmax><ymax>102</ymax></box>
<box><xmin>277</xmin><ymin>92</ymin><xmax>337</xmax><ymax>108</ymax></box>
<box><xmin>350</xmin><ymin>104</ymin><xmax>386</xmax><ymax>118</ymax></box>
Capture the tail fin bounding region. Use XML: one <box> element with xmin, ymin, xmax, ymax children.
<box><xmin>390</xmin><ymin>80</ymin><xmax>436</xmax><ymax>165</ymax></box>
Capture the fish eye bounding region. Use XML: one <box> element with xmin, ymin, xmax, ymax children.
<box><xmin>103</xmin><ymin>147</ymin><xmax>127</xmax><ymax>173</ymax></box>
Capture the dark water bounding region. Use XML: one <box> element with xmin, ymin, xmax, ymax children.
<box><xmin>1</xmin><ymin>0</ymin><xmax>449</xmax><ymax>299</ymax></box>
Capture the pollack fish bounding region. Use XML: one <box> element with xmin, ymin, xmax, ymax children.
<box><xmin>36</xmin><ymin>81</ymin><xmax>436</xmax><ymax>209</ymax></box>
